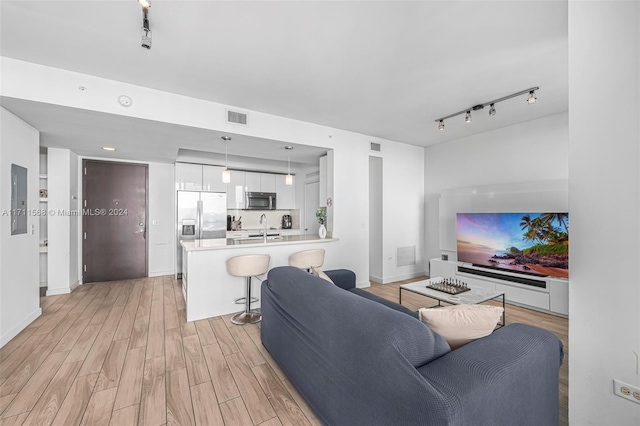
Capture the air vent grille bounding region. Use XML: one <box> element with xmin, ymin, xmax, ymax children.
<box><xmin>370</xmin><ymin>142</ymin><xmax>381</xmax><ymax>152</ymax></box>
<box><xmin>227</xmin><ymin>110</ymin><xmax>248</xmax><ymax>125</ymax></box>
<box><xmin>397</xmin><ymin>246</ymin><xmax>416</xmax><ymax>267</ymax></box>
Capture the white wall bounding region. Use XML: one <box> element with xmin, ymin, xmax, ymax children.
<box><xmin>377</xmin><ymin>140</ymin><xmax>426</xmax><ymax>282</ymax></box>
<box><xmin>1</xmin><ymin>58</ymin><xmax>428</xmax><ymax>288</ymax></box>
<box><xmin>369</xmin><ymin>156</ymin><xmax>383</xmax><ymax>282</ymax></box>
<box><xmin>0</xmin><ymin>107</ymin><xmax>41</xmax><ymax>347</ymax></box>
<box><xmin>47</xmin><ymin>147</ymin><xmax>80</xmax><ymax>295</ymax></box>
<box><xmin>148</xmin><ymin>162</ymin><xmax>175</xmax><ymax>277</ymax></box>
<box><xmin>424</xmin><ymin>112</ymin><xmax>569</xmax><ymax>270</ymax></box>
<box><xmin>568</xmin><ymin>3</ymin><xmax>640</xmax><ymax>424</ymax></box>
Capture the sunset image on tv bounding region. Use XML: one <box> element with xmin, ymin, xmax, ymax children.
<box><xmin>456</xmin><ymin>212</ymin><xmax>569</xmax><ymax>279</ymax></box>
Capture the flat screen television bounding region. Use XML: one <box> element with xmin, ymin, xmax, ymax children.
<box><xmin>456</xmin><ymin>212</ymin><xmax>569</xmax><ymax>279</ymax></box>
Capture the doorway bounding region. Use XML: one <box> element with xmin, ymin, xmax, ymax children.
<box><xmin>82</xmin><ymin>160</ymin><xmax>148</xmax><ymax>283</ymax></box>
<box><xmin>369</xmin><ymin>156</ymin><xmax>383</xmax><ymax>283</ymax></box>
<box><xmin>304</xmin><ymin>181</ymin><xmax>320</xmax><ymax>235</ymax></box>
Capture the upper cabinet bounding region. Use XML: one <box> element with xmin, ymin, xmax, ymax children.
<box><xmin>177</xmin><ymin>163</ymin><xmax>296</xmax><ymax>210</ymax></box>
<box><xmin>202</xmin><ymin>165</ymin><xmax>227</xmax><ymax>192</ymax></box>
<box><xmin>276</xmin><ymin>175</ymin><xmax>295</xmax><ymax>209</ymax></box>
<box><xmin>260</xmin><ymin>173</ymin><xmax>276</xmax><ymax>193</ymax></box>
<box><xmin>244</xmin><ymin>172</ymin><xmax>261</xmax><ymax>193</ymax></box>
<box><xmin>319</xmin><ymin>155</ymin><xmax>327</xmax><ymax>207</ymax></box>
<box><xmin>175</xmin><ymin>162</ymin><xmax>204</xmax><ymax>191</ymax></box>
<box><xmin>227</xmin><ymin>170</ymin><xmax>245</xmax><ymax>209</ymax></box>
<box><xmin>244</xmin><ymin>172</ymin><xmax>276</xmax><ymax>193</ymax></box>
<box><xmin>176</xmin><ymin>162</ymin><xmax>227</xmax><ymax>193</ymax></box>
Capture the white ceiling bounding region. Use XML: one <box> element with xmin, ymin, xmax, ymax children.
<box><xmin>0</xmin><ymin>0</ymin><xmax>568</xmax><ymax>161</ymax></box>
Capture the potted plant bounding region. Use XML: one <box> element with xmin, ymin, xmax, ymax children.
<box><xmin>316</xmin><ymin>207</ymin><xmax>327</xmax><ymax>239</ymax></box>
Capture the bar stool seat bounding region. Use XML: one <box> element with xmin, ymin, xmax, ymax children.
<box><xmin>288</xmin><ymin>249</ymin><xmax>325</xmax><ymax>272</ymax></box>
<box><xmin>226</xmin><ymin>254</ymin><xmax>270</xmax><ymax>325</ymax></box>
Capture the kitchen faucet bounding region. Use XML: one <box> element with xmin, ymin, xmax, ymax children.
<box><xmin>260</xmin><ymin>214</ymin><xmax>267</xmax><ymax>243</ymax></box>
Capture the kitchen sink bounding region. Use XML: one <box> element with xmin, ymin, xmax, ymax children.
<box><xmin>233</xmin><ymin>236</ymin><xmax>283</xmax><ymax>244</ymax></box>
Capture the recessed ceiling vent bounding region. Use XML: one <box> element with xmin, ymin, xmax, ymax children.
<box><xmin>370</xmin><ymin>142</ymin><xmax>381</xmax><ymax>152</ymax></box>
<box><xmin>227</xmin><ymin>110</ymin><xmax>248</xmax><ymax>126</ymax></box>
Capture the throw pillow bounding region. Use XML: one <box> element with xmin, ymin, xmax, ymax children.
<box><xmin>418</xmin><ymin>304</ymin><xmax>504</xmax><ymax>349</ymax></box>
<box><xmin>311</xmin><ymin>267</ymin><xmax>334</xmax><ymax>284</ymax></box>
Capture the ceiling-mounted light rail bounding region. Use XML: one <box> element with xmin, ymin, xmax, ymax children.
<box><xmin>434</xmin><ymin>86</ymin><xmax>539</xmax><ymax>130</ymax></box>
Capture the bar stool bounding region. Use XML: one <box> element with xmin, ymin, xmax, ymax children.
<box><xmin>226</xmin><ymin>254</ymin><xmax>271</xmax><ymax>325</ymax></box>
<box><xmin>288</xmin><ymin>249</ymin><xmax>325</xmax><ymax>272</ymax></box>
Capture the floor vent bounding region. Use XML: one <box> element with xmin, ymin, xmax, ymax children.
<box><xmin>227</xmin><ymin>110</ymin><xmax>248</xmax><ymax>125</ymax></box>
<box><xmin>370</xmin><ymin>142</ymin><xmax>381</xmax><ymax>152</ymax></box>
<box><xmin>397</xmin><ymin>246</ymin><xmax>416</xmax><ymax>267</ymax></box>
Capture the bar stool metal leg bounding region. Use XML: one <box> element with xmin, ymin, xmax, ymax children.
<box><xmin>231</xmin><ymin>276</ymin><xmax>261</xmax><ymax>324</ymax></box>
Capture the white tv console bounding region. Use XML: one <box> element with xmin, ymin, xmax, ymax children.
<box><xmin>429</xmin><ymin>258</ymin><xmax>568</xmax><ymax>317</ymax></box>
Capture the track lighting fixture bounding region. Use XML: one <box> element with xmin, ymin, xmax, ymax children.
<box><xmin>139</xmin><ymin>0</ymin><xmax>151</xmax><ymax>49</ymax></box>
<box><xmin>285</xmin><ymin>146</ymin><xmax>293</xmax><ymax>186</ymax></box>
<box><xmin>221</xmin><ymin>136</ymin><xmax>231</xmax><ymax>184</ymax></box>
<box><xmin>435</xmin><ymin>87</ymin><xmax>539</xmax><ymax>130</ymax></box>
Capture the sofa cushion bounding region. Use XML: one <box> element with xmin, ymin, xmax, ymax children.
<box><xmin>418</xmin><ymin>304</ymin><xmax>504</xmax><ymax>349</ymax></box>
<box><xmin>349</xmin><ymin>288</ymin><xmax>419</xmax><ymax>319</ymax></box>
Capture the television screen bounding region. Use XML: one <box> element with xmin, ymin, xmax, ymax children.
<box><xmin>456</xmin><ymin>212</ymin><xmax>569</xmax><ymax>279</ymax></box>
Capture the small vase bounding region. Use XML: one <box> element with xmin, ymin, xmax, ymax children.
<box><xmin>318</xmin><ymin>224</ymin><xmax>327</xmax><ymax>239</ymax></box>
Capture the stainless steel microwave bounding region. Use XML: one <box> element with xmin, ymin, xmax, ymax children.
<box><xmin>245</xmin><ymin>192</ymin><xmax>277</xmax><ymax>210</ymax></box>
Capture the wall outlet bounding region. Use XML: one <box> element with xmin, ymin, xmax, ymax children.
<box><xmin>152</xmin><ymin>220</ymin><xmax>159</xmax><ymax>226</ymax></box>
<box><xmin>613</xmin><ymin>379</ymin><xmax>640</xmax><ymax>404</ymax></box>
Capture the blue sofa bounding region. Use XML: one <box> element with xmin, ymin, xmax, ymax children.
<box><xmin>261</xmin><ymin>266</ymin><xmax>564</xmax><ymax>426</ymax></box>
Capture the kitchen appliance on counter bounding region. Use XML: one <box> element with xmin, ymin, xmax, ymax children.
<box><xmin>245</xmin><ymin>192</ymin><xmax>276</xmax><ymax>210</ymax></box>
<box><xmin>176</xmin><ymin>190</ymin><xmax>226</xmax><ymax>278</ymax></box>
<box><xmin>282</xmin><ymin>214</ymin><xmax>292</xmax><ymax>229</ymax></box>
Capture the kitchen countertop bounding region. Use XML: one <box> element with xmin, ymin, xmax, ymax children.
<box><xmin>181</xmin><ymin>235</ymin><xmax>338</xmax><ymax>252</ymax></box>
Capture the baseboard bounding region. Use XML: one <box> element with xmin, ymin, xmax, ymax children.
<box><xmin>149</xmin><ymin>270</ymin><xmax>174</xmax><ymax>278</ymax></box>
<box><xmin>357</xmin><ymin>280</ymin><xmax>371</xmax><ymax>288</ymax></box>
<box><xmin>70</xmin><ymin>280</ymin><xmax>80</xmax><ymax>291</ymax></box>
<box><xmin>381</xmin><ymin>271</ymin><xmax>426</xmax><ymax>284</ymax></box>
<box><xmin>46</xmin><ymin>287</ymin><xmax>71</xmax><ymax>296</ymax></box>
<box><xmin>0</xmin><ymin>308</ymin><xmax>42</xmax><ymax>348</ymax></box>
<box><xmin>369</xmin><ymin>275</ymin><xmax>383</xmax><ymax>284</ymax></box>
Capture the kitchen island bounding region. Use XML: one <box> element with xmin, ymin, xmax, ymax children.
<box><xmin>181</xmin><ymin>235</ymin><xmax>338</xmax><ymax>321</ymax></box>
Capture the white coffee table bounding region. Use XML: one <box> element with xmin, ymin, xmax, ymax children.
<box><xmin>399</xmin><ymin>277</ymin><xmax>506</xmax><ymax>327</ymax></box>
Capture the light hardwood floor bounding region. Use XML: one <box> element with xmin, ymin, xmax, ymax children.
<box><xmin>0</xmin><ymin>275</ymin><xmax>568</xmax><ymax>426</ymax></box>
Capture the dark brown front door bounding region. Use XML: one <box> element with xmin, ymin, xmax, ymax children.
<box><xmin>83</xmin><ymin>160</ymin><xmax>148</xmax><ymax>283</ymax></box>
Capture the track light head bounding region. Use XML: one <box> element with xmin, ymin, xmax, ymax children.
<box><xmin>141</xmin><ymin>8</ymin><xmax>151</xmax><ymax>49</ymax></box>
<box><xmin>489</xmin><ymin>103</ymin><xmax>496</xmax><ymax>116</ymax></box>
<box><xmin>438</xmin><ymin>120</ymin><xmax>445</xmax><ymax>131</ymax></box>
<box><xmin>527</xmin><ymin>90</ymin><xmax>537</xmax><ymax>104</ymax></box>
<box><xmin>465</xmin><ymin>111</ymin><xmax>472</xmax><ymax>123</ymax></box>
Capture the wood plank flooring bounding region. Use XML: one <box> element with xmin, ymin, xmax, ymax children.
<box><xmin>0</xmin><ymin>275</ymin><xmax>568</xmax><ymax>426</ymax></box>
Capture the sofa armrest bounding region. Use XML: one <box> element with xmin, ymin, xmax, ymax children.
<box><xmin>417</xmin><ymin>323</ymin><xmax>563</xmax><ymax>425</ymax></box>
<box><xmin>324</xmin><ymin>269</ymin><xmax>356</xmax><ymax>290</ymax></box>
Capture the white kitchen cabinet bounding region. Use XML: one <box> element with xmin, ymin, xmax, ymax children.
<box><xmin>227</xmin><ymin>170</ymin><xmax>245</xmax><ymax>209</ymax></box>
<box><xmin>276</xmin><ymin>176</ymin><xmax>295</xmax><ymax>209</ymax></box>
<box><xmin>260</xmin><ymin>173</ymin><xmax>276</xmax><ymax>193</ymax></box>
<box><xmin>245</xmin><ymin>172</ymin><xmax>277</xmax><ymax>193</ymax></box>
<box><xmin>175</xmin><ymin>162</ymin><xmax>203</xmax><ymax>191</ymax></box>
<box><xmin>245</xmin><ymin>172</ymin><xmax>261</xmax><ymax>192</ymax></box>
<box><xmin>202</xmin><ymin>165</ymin><xmax>227</xmax><ymax>192</ymax></box>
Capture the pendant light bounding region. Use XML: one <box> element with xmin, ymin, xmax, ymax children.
<box><xmin>221</xmin><ymin>136</ymin><xmax>231</xmax><ymax>183</ymax></box>
<box><xmin>285</xmin><ymin>146</ymin><xmax>293</xmax><ymax>186</ymax></box>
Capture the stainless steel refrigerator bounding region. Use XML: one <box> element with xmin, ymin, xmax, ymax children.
<box><xmin>176</xmin><ymin>190</ymin><xmax>226</xmax><ymax>278</ymax></box>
